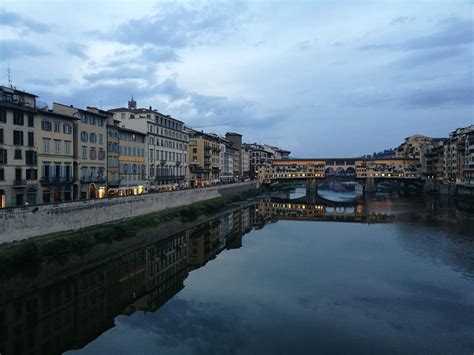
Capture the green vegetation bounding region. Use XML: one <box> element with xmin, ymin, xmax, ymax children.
<box><xmin>0</xmin><ymin>187</ymin><xmax>265</xmax><ymax>275</ymax></box>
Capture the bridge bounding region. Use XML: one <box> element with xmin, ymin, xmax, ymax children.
<box><xmin>259</xmin><ymin>157</ymin><xmax>423</xmax><ymax>193</ymax></box>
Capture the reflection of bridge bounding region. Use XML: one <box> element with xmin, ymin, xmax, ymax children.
<box><xmin>254</xmin><ymin>198</ymin><xmax>397</xmax><ymax>225</ymax></box>
<box><xmin>261</xmin><ymin>158</ymin><xmax>423</xmax><ymax>193</ymax></box>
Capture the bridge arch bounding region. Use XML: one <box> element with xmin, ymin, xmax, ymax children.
<box><xmin>346</xmin><ymin>167</ymin><xmax>356</xmax><ymax>176</ymax></box>
<box><xmin>335</xmin><ymin>167</ymin><xmax>346</xmax><ymax>176</ymax></box>
<box><xmin>325</xmin><ymin>167</ymin><xmax>335</xmax><ymax>176</ymax></box>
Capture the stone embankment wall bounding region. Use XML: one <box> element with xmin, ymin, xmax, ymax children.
<box><xmin>424</xmin><ymin>180</ymin><xmax>474</xmax><ymax>197</ymax></box>
<box><xmin>0</xmin><ymin>181</ymin><xmax>258</xmax><ymax>243</ymax></box>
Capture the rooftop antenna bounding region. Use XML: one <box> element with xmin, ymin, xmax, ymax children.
<box><xmin>7</xmin><ymin>66</ymin><xmax>12</xmax><ymax>88</ymax></box>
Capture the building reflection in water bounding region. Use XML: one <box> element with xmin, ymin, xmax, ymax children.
<box><xmin>0</xmin><ymin>195</ymin><xmax>470</xmax><ymax>355</ymax></box>
<box><xmin>0</xmin><ymin>206</ymin><xmax>253</xmax><ymax>355</ymax></box>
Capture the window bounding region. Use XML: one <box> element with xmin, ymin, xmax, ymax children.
<box><xmin>89</xmin><ymin>133</ymin><xmax>97</xmax><ymax>143</ymax></box>
<box><xmin>0</xmin><ymin>128</ymin><xmax>3</xmax><ymax>144</ymax></box>
<box><xmin>63</xmin><ymin>124</ymin><xmax>72</xmax><ymax>134</ymax></box>
<box><xmin>41</xmin><ymin>120</ymin><xmax>52</xmax><ymax>131</ymax></box>
<box><xmin>98</xmin><ymin>148</ymin><xmax>105</xmax><ymax>160</ymax></box>
<box><xmin>14</xmin><ymin>149</ymin><xmax>22</xmax><ymax>160</ymax></box>
<box><xmin>0</xmin><ymin>108</ymin><xmax>6</xmax><ymax>123</ymax></box>
<box><xmin>26</xmin><ymin>151</ymin><xmax>36</xmax><ymax>165</ymax></box>
<box><xmin>90</xmin><ymin>147</ymin><xmax>96</xmax><ymax>160</ymax></box>
<box><xmin>27</xmin><ymin>113</ymin><xmax>34</xmax><ymax>127</ymax></box>
<box><xmin>13</xmin><ymin>130</ymin><xmax>23</xmax><ymax>145</ymax></box>
<box><xmin>43</xmin><ymin>138</ymin><xmax>50</xmax><ymax>153</ymax></box>
<box><xmin>53</xmin><ymin>121</ymin><xmax>60</xmax><ymax>132</ymax></box>
<box><xmin>28</xmin><ymin>132</ymin><xmax>34</xmax><ymax>147</ymax></box>
<box><xmin>80</xmin><ymin>131</ymin><xmax>88</xmax><ymax>142</ymax></box>
<box><xmin>121</xmin><ymin>113</ymin><xmax>125</xmax><ymax>119</ymax></box>
<box><xmin>54</xmin><ymin>140</ymin><xmax>61</xmax><ymax>154</ymax></box>
<box><xmin>13</xmin><ymin>111</ymin><xmax>24</xmax><ymax>125</ymax></box>
<box><xmin>65</xmin><ymin>141</ymin><xmax>71</xmax><ymax>155</ymax></box>
<box><xmin>0</xmin><ymin>149</ymin><xmax>7</xmax><ymax>164</ymax></box>
<box><xmin>82</xmin><ymin>146</ymin><xmax>87</xmax><ymax>159</ymax></box>
<box><xmin>26</xmin><ymin>169</ymin><xmax>37</xmax><ymax>180</ymax></box>
<box><xmin>0</xmin><ymin>168</ymin><xmax>4</xmax><ymax>180</ymax></box>
<box><xmin>98</xmin><ymin>134</ymin><xmax>103</xmax><ymax>144</ymax></box>
<box><xmin>97</xmin><ymin>118</ymin><xmax>104</xmax><ymax>127</ymax></box>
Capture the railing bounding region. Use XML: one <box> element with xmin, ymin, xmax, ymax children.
<box><xmin>80</xmin><ymin>177</ymin><xmax>106</xmax><ymax>183</ymax></box>
<box><xmin>160</xmin><ymin>160</ymin><xmax>167</xmax><ymax>165</ymax></box>
<box><xmin>13</xmin><ymin>179</ymin><xmax>27</xmax><ymax>186</ymax></box>
<box><xmin>155</xmin><ymin>175</ymin><xmax>186</xmax><ymax>181</ymax></box>
<box><xmin>41</xmin><ymin>176</ymin><xmax>75</xmax><ymax>184</ymax></box>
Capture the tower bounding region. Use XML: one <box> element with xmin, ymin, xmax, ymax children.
<box><xmin>128</xmin><ymin>95</ymin><xmax>137</xmax><ymax>109</ymax></box>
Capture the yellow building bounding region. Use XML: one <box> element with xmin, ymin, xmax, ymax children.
<box><xmin>36</xmin><ymin>109</ymin><xmax>77</xmax><ymax>203</ymax></box>
<box><xmin>187</xmin><ymin>129</ymin><xmax>221</xmax><ymax>187</ymax></box>
<box><xmin>53</xmin><ymin>104</ymin><xmax>109</xmax><ymax>199</ymax></box>
<box><xmin>116</xmin><ymin>126</ymin><xmax>146</xmax><ymax>196</ymax></box>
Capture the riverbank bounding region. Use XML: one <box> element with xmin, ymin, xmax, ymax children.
<box><xmin>0</xmin><ymin>181</ymin><xmax>259</xmax><ymax>243</ymax></box>
<box><xmin>0</xmin><ymin>187</ymin><xmax>265</xmax><ymax>276</ymax></box>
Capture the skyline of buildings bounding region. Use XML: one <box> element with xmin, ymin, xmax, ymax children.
<box><xmin>0</xmin><ymin>84</ymin><xmax>472</xmax><ymax>208</ymax></box>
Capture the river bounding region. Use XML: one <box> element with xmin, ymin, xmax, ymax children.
<box><xmin>1</xmin><ymin>188</ymin><xmax>473</xmax><ymax>354</ymax></box>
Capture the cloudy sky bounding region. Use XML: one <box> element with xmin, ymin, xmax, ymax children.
<box><xmin>0</xmin><ymin>0</ymin><xmax>472</xmax><ymax>157</ymax></box>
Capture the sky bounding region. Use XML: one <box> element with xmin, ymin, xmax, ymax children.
<box><xmin>0</xmin><ymin>0</ymin><xmax>472</xmax><ymax>157</ymax></box>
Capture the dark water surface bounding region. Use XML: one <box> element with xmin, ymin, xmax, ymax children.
<box><xmin>1</xmin><ymin>192</ymin><xmax>473</xmax><ymax>355</ymax></box>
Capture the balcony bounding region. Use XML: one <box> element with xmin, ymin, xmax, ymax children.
<box><xmin>175</xmin><ymin>161</ymin><xmax>182</xmax><ymax>166</ymax></box>
<box><xmin>13</xmin><ymin>179</ymin><xmax>28</xmax><ymax>186</ymax></box>
<box><xmin>160</xmin><ymin>160</ymin><xmax>167</xmax><ymax>165</ymax></box>
<box><xmin>80</xmin><ymin>176</ymin><xmax>106</xmax><ymax>183</ymax></box>
<box><xmin>155</xmin><ymin>175</ymin><xmax>186</xmax><ymax>181</ymax></box>
<box><xmin>41</xmin><ymin>176</ymin><xmax>75</xmax><ymax>184</ymax></box>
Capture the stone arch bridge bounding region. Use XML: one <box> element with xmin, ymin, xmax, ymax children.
<box><xmin>263</xmin><ymin>158</ymin><xmax>423</xmax><ymax>194</ymax></box>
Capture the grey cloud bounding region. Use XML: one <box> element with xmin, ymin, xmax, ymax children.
<box><xmin>35</xmin><ymin>79</ymin><xmax>153</xmax><ymax>109</ymax></box>
<box><xmin>0</xmin><ymin>40</ymin><xmax>49</xmax><ymax>60</ymax></box>
<box><xmin>0</xmin><ymin>9</ymin><xmax>50</xmax><ymax>33</ymax></box>
<box><xmin>390</xmin><ymin>16</ymin><xmax>415</xmax><ymax>26</ymax></box>
<box><xmin>64</xmin><ymin>43</ymin><xmax>89</xmax><ymax>60</ymax></box>
<box><xmin>84</xmin><ymin>65</ymin><xmax>152</xmax><ymax>82</ymax></box>
<box><xmin>29</xmin><ymin>78</ymin><xmax>69</xmax><ymax>86</ymax></box>
<box><xmin>111</xmin><ymin>3</ymin><xmax>245</xmax><ymax>48</ymax></box>
<box><xmin>155</xmin><ymin>77</ymin><xmax>187</xmax><ymax>100</ymax></box>
<box><xmin>403</xmin><ymin>84</ymin><xmax>474</xmax><ymax>108</ymax></box>
<box><xmin>394</xmin><ymin>46</ymin><xmax>469</xmax><ymax>68</ymax></box>
<box><xmin>140</xmin><ymin>46</ymin><xmax>180</xmax><ymax>63</ymax></box>
<box><xmin>360</xmin><ymin>17</ymin><xmax>473</xmax><ymax>51</ymax></box>
<box><xmin>297</xmin><ymin>40</ymin><xmax>312</xmax><ymax>50</ymax></box>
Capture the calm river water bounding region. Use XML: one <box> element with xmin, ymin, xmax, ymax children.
<box><xmin>1</xmin><ymin>189</ymin><xmax>473</xmax><ymax>355</ymax></box>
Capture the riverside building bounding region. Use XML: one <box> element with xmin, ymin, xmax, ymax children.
<box><xmin>53</xmin><ymin>104</ymin><xmax>109</xmax><ymax>199</ymax></box>
<box><xmin>36</xmin><ymin>108</ymin><xmax>76</xmax><ymax>203</ymax></box>
<box><xmin>0</xmin><ymin>86</ymin><xmax>38</xmax><ymax>207</ymax></box>
<box><xmin>187</xmin><ymin>129</ymin><xmax>221</xmax><ymax>187</ymax></box>
<box><xmin>109</xmin><ymin>99</ymin><xmax>189</xmax><ymax>191</ymax></box>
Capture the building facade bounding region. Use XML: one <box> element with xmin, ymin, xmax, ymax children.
<box><xmin>109</xmin><ymin>100</ymin><xmax>188</xmax><ymax>191</ymax></box>
<box><xmin>465</xmin><ymin>130</ymin><xmax>474</xmax><ymax>185</ymax></box>
<box><xmin>36</xmin><ymin>109</ymin><xmax>76</xmax><ymax>203</ymax></box>
<box><xmin>187</xmin><ymin>129</ymin><xmax>221</xmax><ymax>187</ymax></box>
<box><xmin>53</xmin><ymin>104</ymin><xmax>108</xmax><ymax>199</ymax></box>
<box><xmin>117</xmin><ymin>126</ymin><xmax>146</xmax><ymax>196</ymax></box>
<box><xmin>0</xmin><ymin>86</ymin><xmax>38</xmax><ymax>207</ymax></box>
